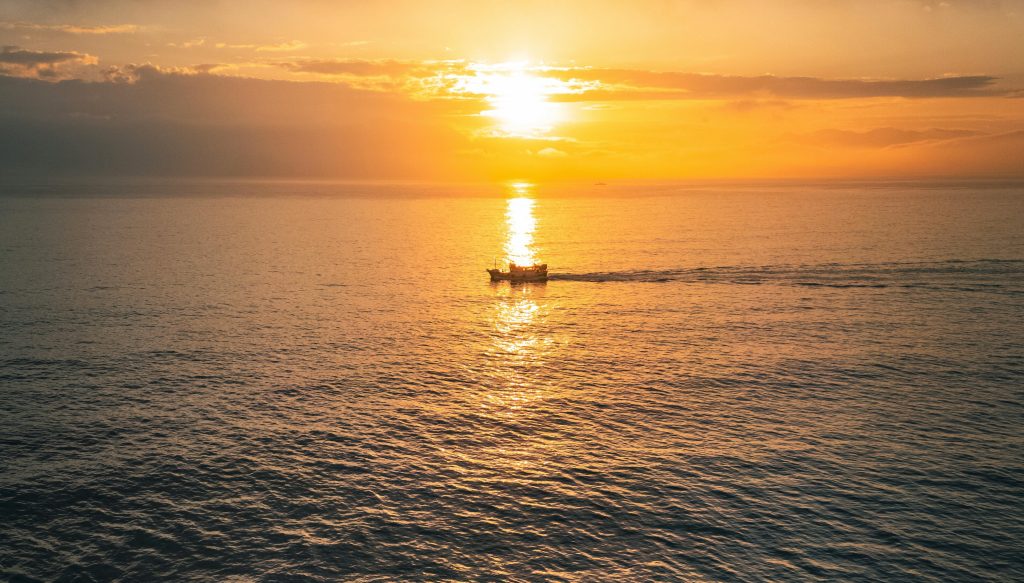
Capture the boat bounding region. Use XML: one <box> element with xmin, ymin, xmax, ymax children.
<box><xmin>488</xmin><ymin>261</ymin><xmax>548</xmax><ymax>282</ymax></box>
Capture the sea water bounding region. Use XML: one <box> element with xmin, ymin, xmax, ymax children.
<box><xmin>1</xmin><ymin>181</ymin><xmax>1022</xmax><ymax>581</ymax></box>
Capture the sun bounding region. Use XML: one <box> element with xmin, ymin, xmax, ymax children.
<box><xmin>454</xmin><ymin>62</ymin><xmax>569</xmax><ymax>138</ymax></box>
<box><xmin>481</xmin><ymin>68</ymin><xmax>559</xmax><ymax>137</ymax></box>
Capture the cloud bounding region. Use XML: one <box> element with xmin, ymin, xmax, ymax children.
<box><xmin>0</xmin><ymin>69</ymin><xmax>468</xmax><ymax>179</ymax></box>
<box><xmin>0</xmin><ymin>45</ymin><xmax>97</xmax><ymax>79</ymax></box>
<box><xmin>536</xmin><ymin>147</ymin><xmax>567</xmax><ymax>158</ymax></box>
<box><xmin>272</xmin><ymin>59</ymin><xmax>470</xmax><ymax>93</ymax></box>
<box><xmin>215</xmin><ymin>42</ymin><xmax>260</xmax><ymax>50</ymax></box>
<box><xmin>720</xmin><ymin>99</ymin><xmax>796</xmax><ymax>113</ymax></box>
<box><xmin>0</xmin><ymin>21</ymin><xmax>139</xmax><ymax>34</ymax></box>
<box><xmin>255</xmin><ymin>40</ymin><xmax>307</xmax><ymax>52</ymax></box>
<box><xmin>211</xmin><ymin>40</ymin><xmax>308</xmax><ymax>52</ymax></box>
<box><xmin>168</xmin><ymin>38</ymin><xmax>206</xmax><ymax>48</ymax></box>
<box><xmin>0</xmin><ymin>61</ymin><xmax>1019</xmax><ymax>180</ymax></box>
<box><xmin>547</xmin><ymin>69</ymin><xmax>1011</xmax><ymax>100</ymax></box>
<box><xmin>100</xmin><ymin>63</ymin><xmax>231</xmax><ymax>84</ymax></box>
<box><xmin>277</xmin><ymin>58</ymin><xmax>441</xmax><ymax>77</ymax></box>
<box><xmin>797</xmin><ymin>127</ymin><xmax>983</xmax><ymax>148</ymax></box>
<box><xmin>911</xmin><ymin>129</ymin><xmax>1024</xmax><ymax>177</ymax></box>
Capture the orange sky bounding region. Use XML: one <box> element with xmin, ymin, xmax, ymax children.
<box><xmin>1</xmin><ymin>0</ymin><xmax>1022</xmax><ymax>180</ymax></box>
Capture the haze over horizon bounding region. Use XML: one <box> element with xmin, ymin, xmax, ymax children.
<box><xmin>1</xmin><ymin>0</ymin><xmax>1023</xmax><ymax>181</ymax></box>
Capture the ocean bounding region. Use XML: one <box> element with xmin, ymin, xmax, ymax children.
<box><xmin>1</xmin><ymin>181</ymin><xmax>1022</xmax><ymax>581</ymax></box>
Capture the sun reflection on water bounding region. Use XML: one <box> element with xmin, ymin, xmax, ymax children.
<box><xmin>484</xmin><ymin>283</ymin><xmax>548</xmax><ymax>413</ymax></box>
<box><xmin>482</xmin><ymin>183</ymin><xmax>554</xmax><ymax>416</ymax></box>
<box><xmin>504</xmin><ymin>183</ymin><xmax>538</xmax><ymax>266</ymax></box>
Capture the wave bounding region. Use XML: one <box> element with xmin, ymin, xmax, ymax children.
<box><xmin>548</xmin><ymin>259</ymin><xmax>1024</xmax><ymax>292</ymax></box>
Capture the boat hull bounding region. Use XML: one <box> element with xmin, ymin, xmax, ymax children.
<box><xmin>488</xmin><ymin>268</ymin><xmax>548</xmax><ymax>282</ymax></box>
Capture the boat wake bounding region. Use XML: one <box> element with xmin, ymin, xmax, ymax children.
<box><xmin>548</xmin><ymin>259</ymin><xmax>1024</xmax><ymax>294</ymax></box>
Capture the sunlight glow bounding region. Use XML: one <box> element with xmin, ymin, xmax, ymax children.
<box><xmin>484</xmin><ymin>283</ymin><xmax>551</xmax><ymax>414</ymax></box>
<box><xmin>504</xmin><ymin>194</ymin><xmax>537</xmax><ymax>266</ymax></box>
<box><xmin>453</xmin><ymin>62</ymin><xmax>583</xmax><ymax>137</ymax></box>
<box><xmin>483</xmin><ymin>72</ymin><xmax>558</xmax><ymax>136</ymax></box>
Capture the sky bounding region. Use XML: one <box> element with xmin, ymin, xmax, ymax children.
<box><xmin>1</xmin><ymin>0</ymin><xmax>1022</xmax><ymax>181</ymax></box>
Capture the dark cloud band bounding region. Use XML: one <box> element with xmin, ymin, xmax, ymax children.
<box><xmin>545</xmin><ymin>69</ymin><xmax>1005</xmax><ymax>100</ymax></box>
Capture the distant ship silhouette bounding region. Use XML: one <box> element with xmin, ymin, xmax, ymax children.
<box><xmin>487</xmin><ymin>261</ymin><xmax>548</xmax><ymax>282</ymax></box>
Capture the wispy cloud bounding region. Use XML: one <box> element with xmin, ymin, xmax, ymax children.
<box><xmin>168</xmin><ymin>38</ymin><xmax>206</xmax><ymax>49</ymax></box>
<box><xmin>796</xmin><ymin>127</ymin><xmax>983</xmax><ymax>148</ymax></box>
<box><xmin>212</xmin><ymin>40</ymin><xmax>308</xmax><ymax>52</ymax></box>
<box><xmin>546</xmin><ymin>69</ymin><xmax>1010</xmax><ymax>100</ymax></box>
<box><xmin>272</xmin><ymin>61</ymin><xmax>1015</xmax><ymax>102</ymax></box>
<box><xmin>0</xmin><ymin>45</ymin><xmax>97</xmax><ymax>79</ymax></box>
<box><xmin>255</xmin><ymin>40</ymin><xmax>307</xmax><ymax>53</ymax></box>
<box><xmin>277</xmin><ymin>58</ymin><xmax>435</xmax><ymax>77</ymax></box>
<box><xmin>535</xmin><ymin>147</ymin><xmax>568</xmax><ymax>158</ymax></box>
<box><xmin>0</xmin><ymin>21</ymin><xmax>139</xmax><ymax>35</ymax></box>
<box><xmin>99</xmin><ymin>62</ymin><xmax>251</xmax><ymax>84</ymax></box>
<box><xmin>272</xmin><ymin>58</ymin><xmax>476</xmax><ymax>94</ymax></box>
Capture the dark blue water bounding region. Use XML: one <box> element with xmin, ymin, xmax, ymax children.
<box><xmin>1</xmin><ymin>182</ymin><xmax>1022</xmax><ymax>581</ymax></box>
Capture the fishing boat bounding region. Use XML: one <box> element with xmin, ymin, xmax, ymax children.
<box><xmin>488</xmin><ymin>261</ymin><xmax>548</xmax><ymax>282</ymax></box>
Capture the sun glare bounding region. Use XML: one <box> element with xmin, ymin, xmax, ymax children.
<box><xmin>455</xmin><ymin>62</ymin><xmax>572</xmax><ymax>138</ymax></box>
<box><xmin>483</xmin><ymin>71</ymin><xmax>559</xmax><ymax>136</ymax></box>
<box><xmin>505</xmin><ymin>194</ymin><xmax>537</xmax><ymax>265</ymax></box>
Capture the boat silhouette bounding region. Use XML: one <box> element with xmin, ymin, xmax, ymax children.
<box><xmin>488</xmin><ymin>261</ymin><xmax>548</xmax><ymax>282</ymax></box>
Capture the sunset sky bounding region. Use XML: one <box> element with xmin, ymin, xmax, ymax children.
<box><xmin>1</xmin><ymin>0</ymin><xmax>1022</xmax><ymax>180</ymax></box>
